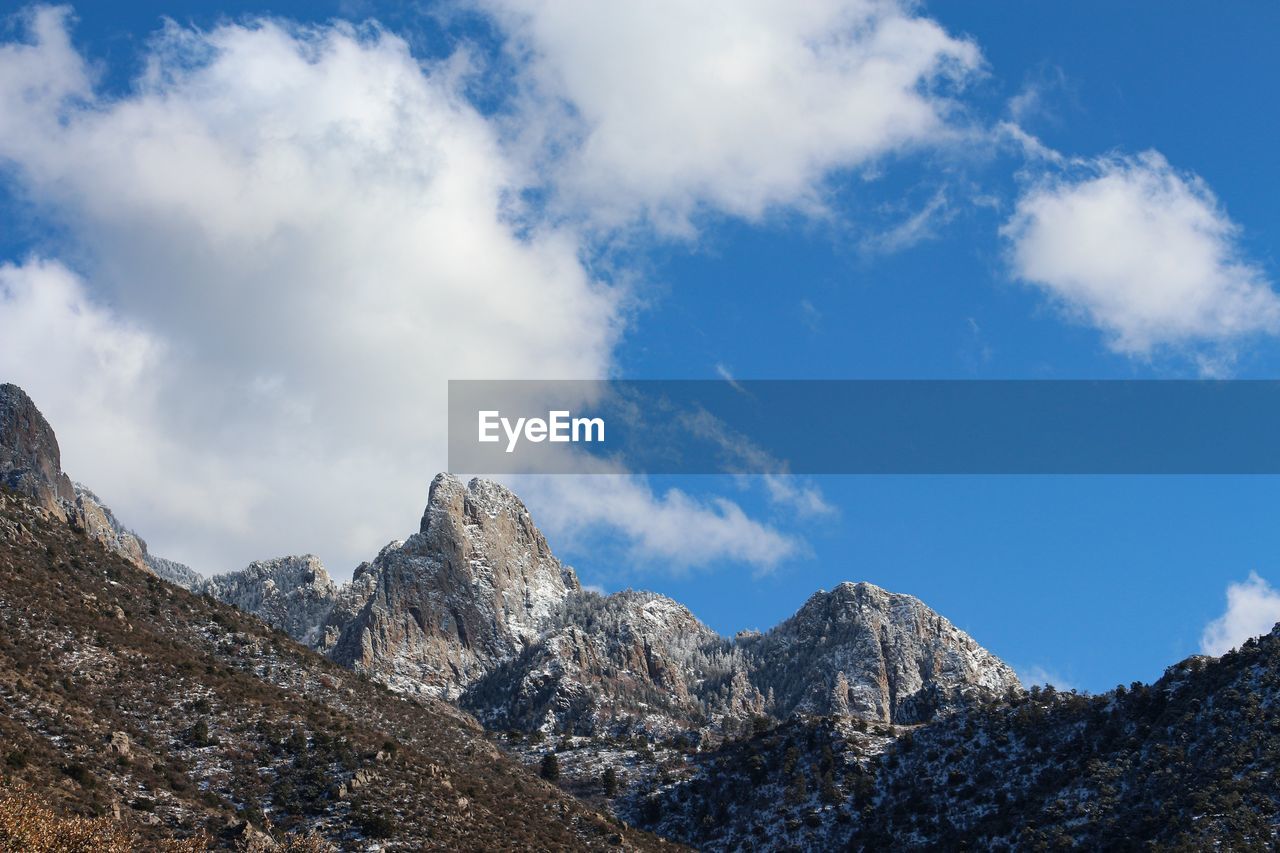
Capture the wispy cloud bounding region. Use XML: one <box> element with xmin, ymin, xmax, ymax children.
<box><xmin>798</xmin><ymin>299</ymin><xmax>822</xmax><ymax>333</ymax></box>
<box><xmin>714</xmin><ymin>362</ymin><xmax>746</xmax><ymax>394</ymax></box>
<box><xmin>513</xmin><ymin>475</ymin><xmax>804</xmax><ymax>573</ymax></box>
<box><xmin>861</xmin><ymin>188</ymin><xmax>954</xmax><ymax>254</ymax></box>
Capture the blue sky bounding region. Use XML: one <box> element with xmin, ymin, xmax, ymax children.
<box><xmin>1</xmin><ymin>1</ymin><xmax>1279</xmax><ymax>693</ymax></box>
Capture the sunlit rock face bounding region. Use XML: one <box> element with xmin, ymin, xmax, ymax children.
<box><xmin>326</xmin><ymin>473</ymin><xmax>581</xmax><ymax>698</ymax></box>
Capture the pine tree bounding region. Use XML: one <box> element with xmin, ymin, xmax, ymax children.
<box><xmin>540</xmin><ymin>751</ymin><xmax>560</xmax><ymax>782</ymax></box>
<box><xmin>602</xmin><ymin>766</ymin><xmax>619</xmax><ymax>797</ymax></box>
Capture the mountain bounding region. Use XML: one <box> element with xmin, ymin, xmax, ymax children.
<box><xmin>0</xmin><ymin>383</ymin><xmax>200</xmax><ymax>588</ymax></box>
<box><xmin>0</xmin><ymin>487</ymin><xmax>674</xmax><ymax>850</ymax></box>
<box><xmin>462</xmin><ymin>588</ymin><xmax>763</xmax><ymax>737</ymax></box>
<box><xmin>201</xmin><ymin>555</ymin><xmax>340</xmax><ymax>648</ymax></box>
<box><xmin>204</xmin><ymin>474</ymin><xmax>1020</xmax><ymax>738</ymax></box>
<box><xmin>743</xmin><ymin>581</ymin><xmax>1020</xmax><ymax>724</ymax></box>
<box><xmin>0</xmin><ymin>382</ymin><xmax>1050</xmax><ymax>850</ymax></box>
<box><xmin>7</xmin><ymin>380</ymin><xmax>1280</xmax><ymax>849</ymax></box>
<box><xmin>616</xmin><ymin>632</ymin><xmax>1280</xmax><ymax>851</ymax></box>
<box><xmin>320</xmin><ymin>473</ymin><xmax>582</xmax><ymax>698</ymax></box>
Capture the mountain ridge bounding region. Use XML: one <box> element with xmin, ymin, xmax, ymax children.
<box><xmin>200</xmin><ymin>472</ymin><xmax>1021</xmax><ymax>737</ymax></box>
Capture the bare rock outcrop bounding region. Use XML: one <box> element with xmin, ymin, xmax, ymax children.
<box><xmin>0</xmin><ymin>383</ymin><xmax>200</xmax><ymax>583</ymax></box>
<box><xmin>743</xmin><ymin>581</ymin><xmax>1022</xmax><ymax>724</ymax></box>
<box><xmin>0</xmin><ymin>383</ymin><xmax>75</xmax><ymax>513</ymax></box>
<box><xmin>327</xmin><ymin>473</ymin><xmax>581</xmax><ymax>698</ymax></box>
<box><xmin>201</xmin><ymin>555</ymin><xmax>339</xmax><ymax>646</ymax></box>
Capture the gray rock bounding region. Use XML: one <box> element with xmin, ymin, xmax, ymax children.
<box><xmin>326</xmin><ymin>473</ymin><xmax>580</xmax><ymax>698</ymax></box>
<box><xmin>108</xmin><ymin>731</ymin><xmax>132</xmax><ymax>758</ymax></box>
<box><xmin>0</xmin><ymin>383</ymin><xmax>204</xmax><ymax>584</ymax></box>
<box><xmin>201</xmin><ymin>555</ymin><xmax>339</xmax><ymax>647</ymax></box>
<box><xmin>743</xmin><ymin>581</ymin><xmax>1022</xmax><ymax>724</ymax></box>
<box><xmin>0</xmin><ymin>383</ymin><xmax>75</xmax><ymax>514</ymax></box>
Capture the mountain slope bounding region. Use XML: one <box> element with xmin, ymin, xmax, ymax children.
<box><xmin>618</xmin><ymin>633</ymin><xmax>1280</xmax><ymax>851</ymax></box>
<box><xmin>0</xmin><ymin>488</ymin><xmax>675</xmax><ymax>850</ymax></box>
<box><xmin>0</xmin><ymin>383</ymin><xmax>199</xmax><ymax>585</ymax></box>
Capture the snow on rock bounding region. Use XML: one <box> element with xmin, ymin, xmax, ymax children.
<box><xmin>201</xmin><ymin>555</ymin><xmax>339</xmax><ymax>647</ymax></box>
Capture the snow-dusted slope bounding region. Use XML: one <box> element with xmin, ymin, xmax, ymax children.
<box><xmin>744</xmin><ymin>581</ymin><xmax>1022</xmax><ymax>724</ymax></box>
<box><xmin>201</xmin><ymin>555</ymin><xmax>340</xmax><ymax>647</ymax></box>
<box><xmin>464</xmin><ymin>588</ymin><xmax>765</xmax><ymax>735</ymax></box>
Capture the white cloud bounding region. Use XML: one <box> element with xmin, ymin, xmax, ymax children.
<box><xmin>481</xmin><ymin>0</ymin><xmax>981</xmax><ymax>233</ymax></box>
<box><xmin>1002</xmin><ymin>151</ymin><xmax>1280</xmax><ymax>356</ymax></box>
<box><xmin>713</xmin><ymin>362</ymin><xmax>745</xmax><ymax>394</ymax></box>
<box><xmin>860</xmin><ymin>187</ymin><xmax>953</xmax><ymax>254</ymax></box>
<box><xmin>1200</xmin><ymin>572</ymin><xmax>1280</xmax><ymax>656</ymax></box>
<box><xmin>1016</xmin><ymin>664</ymin><xmax>1075</xmax><ymax>692</ymax></box>
<box><xmin>513</xmin><ymin>475</ymin><xmax>802</xmax><ymax>572</ymax></box>
<box><xmin>0</xmin><ymin>8</ymin><xmax>798</xmax><ymax>575</ymax></box>
<box><xmin>761</xmin><ymin>475</ymin><xmax>837</xmax><ymax>519</ymax></box>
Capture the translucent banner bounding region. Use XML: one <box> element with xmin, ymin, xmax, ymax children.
<box><xmin>447</xmin><ymin>380</ymin><xmax>1280</xmax><ymax>474</ymax></box>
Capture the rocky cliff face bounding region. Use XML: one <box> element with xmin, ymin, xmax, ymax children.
<box><xmin>0</xmin><ymin>383</ymin><xmax>75</xmax><ymax>514</ymax></box>
<box><xmin>325</xmin><ymin>473</ymin><xmax>581</xmax><ymax>698</ymax></box>
<box><xmin>745</xmin><ymin>582</ymin><xmax>1022</xmax><ymax>724</ymax></box>
<box><xmin>201</xmin><ymin>555</ymin><xmax>340</xmax><ymax>647</ymax></box>
<box><xmin>0</xmin><ymin>383</ymin><xmax>200</xmax><ymax>584</ymax></box>
<box><xmin>208</xmin><ymin>473</ymin><xmax>1018</xmax><ymax>733</ymax></box>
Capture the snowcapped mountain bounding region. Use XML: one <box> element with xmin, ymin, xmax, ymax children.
<box><xmin>9</xmin><ymin>380</ymin><xmax>1280</xmax><ymax>850</ymax></box>
<box><xmin>199</xmin><ymin>470</ymin><xmax>1019</xmax><ymax>738</ymax></box>
<box><xmin>743</xmin><ymin>581</ymin><xmax>1021</xmax><ymax>724</ymax></box>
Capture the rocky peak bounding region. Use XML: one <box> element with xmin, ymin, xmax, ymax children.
<box><xmin>0</xmin><ymin>383</ymin><xmax>75</xmax><ymax>513</ymax></box>
<box><xmin>419</xmin><ymin>473</ymin><xmax>579</xmax><ymax>594</ymax></box>
<box><xmin>745</xmin><ymin>580</ymin><xmax>1021</xmax><ymax>724</ymax></box>
<box><xmin>327</xmin><ymin>474</ymin><xmax>581</xmax><ymax>697</ymax></box>
<box><xmin>0</xmin><ymin>383</ymin><xmax>200</xmax><ymax>583</ymax></box>
<box><xmin>201</xmin><ymin>555</ymin><xmax>338</xmax><ymax>647</ymax></box>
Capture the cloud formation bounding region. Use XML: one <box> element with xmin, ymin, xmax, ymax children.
<box><xmin>481</xmin><ymin>0</ymin><xmax>981</xmax><ymax>232</ymax></box>
<box><xmin>1015</xmin><ymin>664</ymin><xmax>1075</xmax><ymax>692</ymax></box>
<box><xmin>1201</xmin><ymin>572</ymin><xmax>1280</xmax><ymax>656</ymax></box>
<box><xmin>1003</xmin><ymin>151</ymin><xmax>1280</xmax><ymax>357</ymax></box>
<box><xmin>512</xmin><ymin>475</ymin><xmax>802</xmax><ymax>572</ymax></box>
<box><xmin>0</xmin><ymin>7</ymin><xmax>799</xmax><ymax>575</ymax></box>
